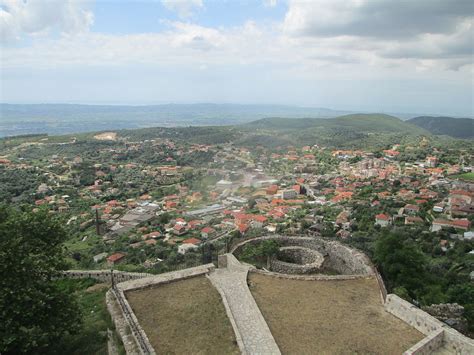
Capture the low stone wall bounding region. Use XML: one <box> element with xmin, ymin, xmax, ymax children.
<box><xmin>249</xmin><ymin>268</ymin><xmax>370</xmax><ymax>281</ymax></box>
<box><xmin>270</xmin><ymin>246</ymin><xmax>325</xmax><ymax>275</ymax></box>
<box><xmin>232</xmin><ymin>235</ymin><xmax>374</xmax><ymax>276</ymax></box>
<box><xmin>118</xmin><ymin>264</ymin><xmax>215</xmax><ymax>292</ymax></box>
<box><xmin>385</xmin><ymin>294</ymin><xmax>474</xmax><ymax>354</ymax></box>
<box><xmin>63</xmin><ymin>270</ymin><xmax>151</xmax><ymax>283</ymax></box>
<box><xmin>107</xmin><ymin>288</ymin><xmax>155</xmax><ymax>355</ymax></box>
<box><xmin>105</xmin><ymin>264</ymin><xmax>215</xmax><ymax>355</ymax></box>
<box><xmin>106</xmin><ymin>290</ymin><xmax>142</xmax><ymax>354</ymax></box>
<box><xmin>404</xmin><ymin>329</ymin><xmax>444</xmax><ymax>355</ymax></box>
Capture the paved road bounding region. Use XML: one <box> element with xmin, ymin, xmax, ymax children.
<box><xmin>209</xmin><ymin>256</ymin><xmax>281</xmax><ymax>355</ymax></box>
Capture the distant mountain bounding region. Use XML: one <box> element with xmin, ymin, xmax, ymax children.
<box><xmin>408</xmin><ymin>116</ymin><xmax>474</xmax><ymax>139</ymax></box>
<box><xmin>0</xmin><ymin>103</ymin><xmax>353</xmax><ymax>137</ymax></box>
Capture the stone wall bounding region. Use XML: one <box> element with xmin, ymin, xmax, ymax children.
<box><xmin>62</xmin><ymin>270</ymin><xmax>151</xmax><ymax>283</ymax></box>
<box><xmin>270</xmin><ymin>246</ymin><xmax>325</xmax><ymax>275</ymax></box>
<box><xmin>232</xmin><ymin>235</ymin><xmax>374</xmax><ymax>276</ymax></box>
<box><xmin>105</xmin><ymin>264</ymin><xmax>215</xmax><ymax>355</ymax></box>
<box><xmin>385</xmin><ymin>294</ymin><xmax>474</xmax><ymax>354</ymax></box>
<box><xmin>404</xmin><ymin>329</ymin><xmax>444</xmax><ymax>355</ymax></box>
<box><xmin>249</xmin><ymin>268</ymin><xmax>370</xmax><ymax>281</ymax></box>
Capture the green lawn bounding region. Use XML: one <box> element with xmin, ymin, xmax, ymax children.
<box><xmin>450</xmin><ymin>172</ymin><xmax>474</xmax><ymax>181</ymax></box>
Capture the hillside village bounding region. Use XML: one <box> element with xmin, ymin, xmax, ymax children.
<box><xmin>1</xmin><ymin>124</ymin><xmax>473</xmax><ymax>338</ymax></box>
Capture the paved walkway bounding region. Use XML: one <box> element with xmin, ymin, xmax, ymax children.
<box><xmin>208</xmin><ymin>255</ymin><xmax>281</xmax><ymax>355</ymax></box>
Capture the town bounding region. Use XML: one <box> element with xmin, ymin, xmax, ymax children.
<box><xmin>1</xmin><ymin>118</ymin><xmax>473</xmax><ymax>353</ymax></box>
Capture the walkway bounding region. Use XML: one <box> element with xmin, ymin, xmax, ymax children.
<box><xmin>208</xmin><ymin>254</ymin><xmax>281</xmax><ymax>355</ymax></box>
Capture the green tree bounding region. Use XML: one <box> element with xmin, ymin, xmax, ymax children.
<box><xmin>374</xmin><ymin>230</ymin><xmax>427</xmax><ymax>300</ymax></box>
<box><xmin>0</xmin><ymin>206</ymin><xmax>81</xmax><ymax>354</ymax></box>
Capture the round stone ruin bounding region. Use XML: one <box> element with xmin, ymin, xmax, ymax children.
<box><xmin>271</xmin><ymin>246</ymin><xmax>326</xmax><ymax>274</ymax></box>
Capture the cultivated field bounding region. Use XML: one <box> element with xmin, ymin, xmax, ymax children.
<box><xmin>126</xmin><ymin>276</ymin><xmax>239</xmax><ymax>354</ymax></box>
<box><xmin>249</xmin><ymin>273</ymin><xmax>423</xmax><ymax>355</ymax></box>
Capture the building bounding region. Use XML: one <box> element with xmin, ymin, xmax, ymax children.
<box><xmin>404</xmin><ymin>204</ymin><xmax>420</xmax><ymax>215</ymax></box>
<box><xmin>405</xmin><ymin>216</ymin><xmax>424</xmax><ymax>225</ymax></box>
<box><xmin>107</xmin><ymin>252</ymin><xmax>126</xmax><ymax>266</ymax></box>
<box><xmin>375</xmin><ymin>214</ymin><xmax>391</xmax><ymax>227</ymax></box>
<box><xmin>281</xmin><ymin>189</ymin><xmax>297</xmax><ymax>200</ymax></box>
<box><xmin>426</xmin><ymin>156</ymin><xmax>438</xmax><ymax>167</ymax></box>
<box><xmin>93</xmin><ymin>252</ymin><xmax>108</xmax><ymax>263</ymax></box>
<box><xmin>173</xmin><ymin>224</ymin><xmax>187</xmax><ymax>236</ymax></box>
<box><xmin>431</xmin><ymin>218</ymin><xmax>472</xmax><ymax>232</ymax></box>
<box><xmin>201</xmin><ymin>226</ymin><xmax>216</xmax><ymax>239</ymax></box>
<box><xmin>178</xmin><ymin>238</ymin><xmax>201</xmax><ymax>254</ymax></box>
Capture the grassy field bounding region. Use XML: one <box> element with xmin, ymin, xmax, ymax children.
<box><xmin>249</xmin><ymin>273</ymin><xmax>423</xmax><ymax>355</ymax></box>
<box><xmin>126</xmin><ymin>275</ymin><xmax>239</xmax><ymax>354</ymax></box>
<box><xmin>450</xmin><ymin>172</ymin><xmax>474</xmax><ymax>181</ymax></box>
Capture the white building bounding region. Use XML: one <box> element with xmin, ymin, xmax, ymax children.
<box><xmin>281</xmin><ymin>189</ymin><xmax>297</xmax><ymax>200</ymax></box>
<box><xmin>178</xmin><ymin>243</ymin><xmax>199</xmax><ymax>254</ymax></box>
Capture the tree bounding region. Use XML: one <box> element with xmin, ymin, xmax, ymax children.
<box><xmin>0</xmin><ymin>206</ymin><xmax>81</xmax><ymax>354</ymax></box>
<box><xmin>373</xmin><ymin>230</ymin><xmax>428</xmax><ymax>300</ymax></box>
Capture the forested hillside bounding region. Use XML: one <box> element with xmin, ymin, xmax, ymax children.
<box><xmin>408</xmin><ymin>116</ymin><xmax>474</xmax><ymax>139</ymax></box>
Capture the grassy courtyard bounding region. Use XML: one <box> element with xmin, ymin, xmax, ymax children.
<box><xmin>126</xmin><ymin>276</ymin><xmax>239</xmax><ymax>354</ymax></box>
<box><xmin>249</xmin><ymin>273</ymin><xmax>423</xmax><ymax>355</ymax></box>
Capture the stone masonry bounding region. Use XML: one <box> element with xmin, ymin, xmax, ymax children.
<box><xmin>209</xmin><ymin>254</ymin><xmax>281</xmax><ymax>355</ymax></box>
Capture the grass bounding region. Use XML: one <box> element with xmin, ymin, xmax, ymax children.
<box><xmin>126</xmin><ymin>275</ymin><xmax>239</xmax><ymax>355</ymax></box>
<box><xmin>450</xmin><ymin>172</ymin><xmax>474</xmax><ymax>181</ymax></box>
<box><xmin>249</xmin><ymin>273</ymin><xmax>423</xmax><ymax>355</ymax></box>
<box><xmin>55</xmin><ymin>278</ymin><xmax>121</xmax><ymax>355</ymax></box>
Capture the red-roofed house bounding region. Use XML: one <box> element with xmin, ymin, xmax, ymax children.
<box><xmin>107</xmin><ymin>253</ymin><xmax>126</xmax><ymax>266</ymax></box>
<box><xmin>431</xmin><ymin>218</ymin><xmax>471</xmax><ymax>232</ymax></box>
<box><xmin>173</xmin><ymin>224</ymin><xmax>187</xmax><ymax>236</ymax></box>
<box><xmin>182</xmin><ymin>238</ymin><xmax>201</xmax><ymax>245</ymax></box>
<box><xmin>238</xmin><ymin>223</ymin><xmax>249</xmax><ymax>234</ymax></box>
<box><xmin>375</xmin><ymin>214</ymin><xmax>391</xmax><ymax>227</ymax></box>
<box><xmin>201</xmin><ymin>227</ymin><xmax>216</xmax><ymax>239</ymax></box>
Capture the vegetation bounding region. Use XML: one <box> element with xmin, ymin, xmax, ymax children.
<box><xmin>0</xmin><ymin>206</ymin><xmax>81</xmax><ymax>354</ymax></box>
<box><xmin>372</xmin><ymin>229</ymin><xmax>474</xmax><ymax>333</ymax></box>
<box><xmin>238</xmin><ymin>240</ymin><xmax>280</xmax><ymax>268</ymax></box>
<box><xmin>450</xmin><ymin>172</ymin><xmax>474</xmax><ymax>182</ymax></box>
<box><xmin>408</xmin><ymin>116</ymin><xmax>474</xmax><ymax>139</ymax></box>
<box><xmin>54</xmin><ymin>279</ymin><xmax>118</xmax><ymax>355</ymax></box>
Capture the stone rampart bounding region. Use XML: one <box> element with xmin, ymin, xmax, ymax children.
<box><xmin>62</xmin><ymin>270</ymin><xmax>151</xmax><ymax>283</ymax></box>
<box><xmin>105</xmin><ymin>264</ymin><xmax>215</xmax><ymax>355</ymax></box>
<box><xmin>232</xmin><ymin>235</ymin><xmax>374</xmax><ymax>276</ymax></box>
<box><xmin>249</xmin><ymin>268</ymin><xmax>370</xmax><ymax>281</ymax></box>
<box><xmin>117</xmin><ymin>264</ymin><xmax>215</xmax><ymax>292</ymax></box>
<box><xmin>385</xmin><ymin>294</ymin><xmax>474</xmax><ymax>354</ymax></box>
<box><xmin>404</xmin><ymin>329</ymin><xmax>444</xmax><ymax>355</ymax></box>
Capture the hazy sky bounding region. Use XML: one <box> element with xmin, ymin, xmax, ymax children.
<box><xmin>1</xmin><ymin>0</ymin><xmax>473</xmax><ymax>116</ymax></box>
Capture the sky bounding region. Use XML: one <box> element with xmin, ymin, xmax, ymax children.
<box><xmin>0</xmin><ymin>0</ymin><xmax>473</xmax><ymax>116</ymax></box>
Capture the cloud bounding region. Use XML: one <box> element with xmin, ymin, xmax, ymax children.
<box><xmin>161</xmin><ymin>0</ymin><xmax>203</xmax><ymax>18</ymax></box>
<box><xmin>0</xmin><ymin>0</ymin><xmax>93</xmax><ymax>43</ymax></box>
<box><xmin>283</xmin><ymin>0</ymin><xmax>473</xmax><ymax>39</ymax></box>
<box><xmin>282</xmin><ymin>0</ymin><xmax>473</xmax><ymax>70</ymax></box>
<box><xmin>0</xmin><ymin>0</ymin><xmax>471</xmax><ymax>75</ymax></box>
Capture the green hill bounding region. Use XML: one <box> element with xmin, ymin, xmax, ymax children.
<box><xmin>408</xmin><ymin>116</ymin><xmax>474</xmax><ymax>139</ymax></box>
<box><xmin>329</xmin><ymin>114</ymin><xmax>428</xmax><ymax>134</ymax></box>
<box><xmin>240</xmin><ymin>114</ymin><xmax>430</xmax><ymax>149</ymax></box>
<box><xmin>246</xmin><ymin>114</ymin><xmax>428</xmax><ymax>134</ymax></box>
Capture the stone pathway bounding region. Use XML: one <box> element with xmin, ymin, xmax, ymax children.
<box><xmin>208</xmin><ymin>255</ymin><xmax>281</xmax><ymax>355</ymax></box>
